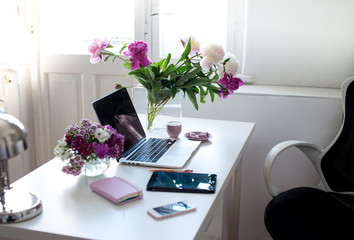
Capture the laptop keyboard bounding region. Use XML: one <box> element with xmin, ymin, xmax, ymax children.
<box><xmin>127</xmin><ymin>138</ymin><xmax>176</xmax><ymax>163</ymax></box>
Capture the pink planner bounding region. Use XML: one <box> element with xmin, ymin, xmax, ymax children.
<box><xmin>90</xmin><ymin>177</ymin><xmax>143</xmax><ymax>205</ymax></box>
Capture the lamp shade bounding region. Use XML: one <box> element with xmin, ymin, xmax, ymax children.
<box><xmin>0</xmin><ymin>112</ymin><xmax>29</xmax><ymax>160</ymax></box>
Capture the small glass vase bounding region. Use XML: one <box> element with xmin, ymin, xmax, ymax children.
<box><xmin>82</xmin><ymin>157</ymin><xmax>110</xmax><ymax>177</ymax></box>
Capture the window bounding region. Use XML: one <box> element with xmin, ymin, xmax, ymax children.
<box><xmin>149</xmin><ymin>0</ymin><xmax>244</xmax><ymax>63</ymax></box>
<box><xmin>39</xmin><ymin>0</ymin><xmax>135</xmax><ymax>54</ymax></box>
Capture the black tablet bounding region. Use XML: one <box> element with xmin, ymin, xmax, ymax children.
<box><xmin>146</xmin><ymin>172</ymin><xmax>217</xmax><ymax>193</ymax></box>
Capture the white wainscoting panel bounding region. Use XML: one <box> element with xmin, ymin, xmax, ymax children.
<box><xmin>46</xmin><ymin>73</ymin><xmax>83</xmax><ymax>149</ymax></box>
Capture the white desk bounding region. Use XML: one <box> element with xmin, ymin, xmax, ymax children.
<box><xmin>0</xmin><ymin>118</ymin><xmax>254</xmax><ymax>240</ymax></box>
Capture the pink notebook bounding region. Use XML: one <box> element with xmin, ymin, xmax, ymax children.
<box><xmin>90</xmin><ymin>177</ymin><xmax>143</xmax><ymax>205</ymax></box>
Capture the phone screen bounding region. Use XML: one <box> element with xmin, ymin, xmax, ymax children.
<box><xmin>153</xmin><ymin>201</ymin><xmax>193</xmax><ymax>216</ymax></box>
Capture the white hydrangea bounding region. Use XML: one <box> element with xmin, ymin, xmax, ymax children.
<box><xmin>94</xmin><ymin>128</ymin><xmax>111</xmax><ymax>143</ymax></box>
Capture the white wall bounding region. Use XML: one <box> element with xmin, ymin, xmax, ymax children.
<box><xmin>243</xmin><ymin>0</ymin><xmax>354</xmax><ymax>87</ymax></box>
<box><xmin>182</xmin><ymin>88</ymin><xmax>342</xmax><ymax>239</ymax></box>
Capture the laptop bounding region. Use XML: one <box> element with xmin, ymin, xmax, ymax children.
<box><xmin>92</xmin><ymin>88</ymin><xmax>200</xmax><ymax>168</ymax></box>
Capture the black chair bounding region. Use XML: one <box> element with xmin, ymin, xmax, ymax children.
<box><xmin>264</xmin><ymin>76</ymin><xmax>354</xmax><ymax>240</ymax></box>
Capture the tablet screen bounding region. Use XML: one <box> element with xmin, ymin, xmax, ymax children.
<box><xmin>146</xmin><ymin>172</ymin><xmax>217</xmax><ymax>193</ymax></box>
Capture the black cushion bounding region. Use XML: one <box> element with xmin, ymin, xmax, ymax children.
<box><xmin>321</xmin><ymin>81</ymin><xmax>354</xmax><ymax>191</ymax></box>
<box><xmin>265</xmin><ymin>187</ymin><xmax>354</xmax><ymax>240</ymax></box>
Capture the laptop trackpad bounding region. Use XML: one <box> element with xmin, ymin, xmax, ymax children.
<box><xmin>159</xmin><ymin>140</ymin><xmax>200</xmax><ymax>164</ymax></box>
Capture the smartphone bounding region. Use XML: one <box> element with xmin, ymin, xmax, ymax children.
<box><xmin>147</xmin><ymin>201</ymin><xmax>196</xmax><ymax>220</ymax></box>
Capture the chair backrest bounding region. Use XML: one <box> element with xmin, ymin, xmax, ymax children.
<box><xmin>321</xmin><ymin>76</ymin><xmax>354</xmax><ymax>192</ymax></box>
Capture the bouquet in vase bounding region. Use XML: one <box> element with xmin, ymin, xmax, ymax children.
<box><xmin>54</xmin><ymin>119</ymin><xmax>124</xmax><ymax>176</ymax></box>
<box><xmin>88</xmin><ymin>37</ymin><xmax>243</xmax><ymax>130</ymax></box>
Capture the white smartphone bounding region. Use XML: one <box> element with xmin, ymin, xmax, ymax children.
<box><xmin>147</xmin><ymin>201</ymin><xmax>196</xmax><ymax>220</ymax></box>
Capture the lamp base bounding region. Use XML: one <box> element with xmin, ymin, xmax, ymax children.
<box><xmin>0</xmin><ymin>188</ymin><xmax>42</xmax><ymax>223</ymax></box>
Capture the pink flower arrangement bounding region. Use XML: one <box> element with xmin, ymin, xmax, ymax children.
<box><xmin>87</xmin><ymin>37</ymin><xmax>243</xmax><ymax>126</ymax></box>
<box><xmin>54</xmin><ymin>119</ymin><xmax>124</xmax><ymax>176</ymax></box>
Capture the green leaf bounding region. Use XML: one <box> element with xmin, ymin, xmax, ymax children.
<box><xmin>162</xmin><ymin>64</ymin><xmax>177</xmax><ymax>77</ymax></box>
<box><xmin>182</xmin><ymin>38</ymin><xmax>191</xmax><ymax>59</ymax></box>
<box><xmin>119</xmin><ymin>43</ymin><xmax>128</xmax><ymax>55</ymax></box>
<box><xmin>147</xmin><ymin>68</ymin><xmax>156</xmax><ymax>82</ymax></box>
<box><xmin>123</xmin><ymin>62</ymin><xmax>132</xmax><ymax>70</ymax></box>
<box><xmin>137</xmin><ymin>77</ymin><xmax>149</xmax><ymax>89</ymax></box>
<box><xmin>177</xmin><ymin>66</ymin><xmax>187</xmax><ymax>74</ymax></box>
<box><xmin>223</xmin><ymin>57</ymin><xmax>230</xmax><ymax>63</ymax></box>
<box><xmin>185</xmin><ymin>88</ymin><xmax>198</xmax><ymax>110</ymax></box>
<box><xmin>152</xmin><ymin>81</ymin><xmax>161</xmax><ymax>93</ymax></box>
<box><xmin>199</xmin><ymin>86</ymin><xmax>206</xmax><ymax>103</ymax></box>
<box><xmin>170</xmin><ymin>88</ymin><xmax>177</xmax><ymax>97</ymax></box>
<box><xmin>176</xmin><ymin>66</ymin><xmax>201</xmax><ymax>86</ymax></box>
<box><xmin>181</xmin><ymin>77</ymin><xmax>212</xmax><ymax>88</ymax></box>
<box><xmin>163</xmin><ymin>53</ymin><xmax>171</xmax><ymax>70</ymax></box>
<box><xmin>155</xmin><ymin>59</ymin><xmax>165</xmax><ymax>69</ymax></box>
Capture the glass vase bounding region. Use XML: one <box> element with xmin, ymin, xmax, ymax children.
<box><xmin>82</xmin><ymin>157</ymin><xmax>110</xmax><ymax>177</ymax></box>
<box><xmin>146</xmin><ymin>90</ymin><xmax>182</xmax><ymax>132</ymax></box>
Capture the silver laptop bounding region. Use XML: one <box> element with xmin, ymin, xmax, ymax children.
<box><xmin>92</xmin><ymin>88</ymin><xmax>200</xmax><ymax>168</ymax></box>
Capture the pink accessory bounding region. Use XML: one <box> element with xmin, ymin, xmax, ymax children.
<box><xmin>184</xmin><ymin>131</ymin><xmax>212</xmax><ymax>141</ymax></box>
<box><xmin>166</xmin><ymin>121</ymin><xmax>182</xmax><ymax>139</ymax></box>
<box><xmin>90</xmin><ymin>177</ymin><xmax>143</xmax><ymax>205</ymax></box>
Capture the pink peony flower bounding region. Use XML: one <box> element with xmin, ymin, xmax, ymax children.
<box><xmin>88</xmin><ymin>37</ymin><xmax>110</xmax><ymax>64</ymax></box>
<box><xmin>218</xmin><ymin>72</ymin><xmax>243</xmax><ymax>98</ymax></box>
<box><xmin>181</xmin><ymin>37</ymin><xmax>201</xmax><ymax>57</ymax></box>
<box><xmin>218</xmin><ymin>87</ymin><xmax>231</xmax><ymax>99</ymax></box>
<box><xmin>124</xmin><ymin>41</ymin><xmax>151</xmax><ymax>70</ymax></box>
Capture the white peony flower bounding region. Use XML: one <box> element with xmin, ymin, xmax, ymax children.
<box><xmin>201</xmin><ymin>43</ymin><xmax>225</xmax><ymax>64</ymax></box>
<box><xmin>200</xmin><ymin>57</ymin><xmax>213</xmax><ymax>71</ymax></box>
<box><xmin>219</xmin><ymin>53</ymin><xmax>240</xmax><ymax>76</ymax></box>
<box><xmin>94</xmin><ymin>128</ymin><xmax>110</xmax><ymax>143</ymax></box>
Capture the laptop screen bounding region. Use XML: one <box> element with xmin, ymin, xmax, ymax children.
<box><xmin>92</xmin><ymin>88</ymin><xmax>146</xmax><ymax>154</ymax></box>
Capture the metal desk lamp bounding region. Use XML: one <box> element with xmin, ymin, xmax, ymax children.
<box><xmin>0</xmin><ymin>103</ymin><xmax>42</xmax><ymax>223</ymax></box>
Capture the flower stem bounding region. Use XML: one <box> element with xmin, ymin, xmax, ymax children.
<box><xmin>146</xmin><ymin>95</ymin><xmax>172</xmax><ymax>130</ymax></box>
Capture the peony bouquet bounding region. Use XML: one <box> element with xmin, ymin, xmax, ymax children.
<box><xmin>88</xmin><ymin>37</ymin><xmax>243</xmax><ymax>129</ymax></box>
<box><xmin>54</xmin><ymin>119</ymin><xmax>124</xmax><ymax>176</ymax></box>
